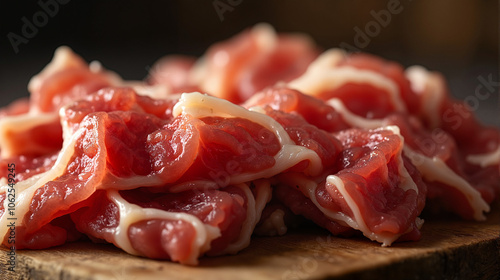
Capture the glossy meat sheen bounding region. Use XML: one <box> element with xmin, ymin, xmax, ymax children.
<box><xmin>0</xmin><ymin>47</ymin><xmax>115</xmax><ymax>158</ymax></box>
<box><xmin>338</xmin><ymin>52</ymin><xmax>420</xmax><ymax>114</ymax></box>
<box><xmin>330</xmin><ymin>128</ymin><xmax>426</xmax><ymax>242</ymax></box>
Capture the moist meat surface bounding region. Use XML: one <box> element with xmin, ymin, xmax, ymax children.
<box><xmin>0</xmin><ymin>24</ymin><xmax>498</xmax><ymax>265</ymax></box>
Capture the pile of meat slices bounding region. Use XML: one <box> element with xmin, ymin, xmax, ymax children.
<box><xmin>0</xmin><ymin>24</ymin><xmax>499</xmax><ymax>265</ymax></box>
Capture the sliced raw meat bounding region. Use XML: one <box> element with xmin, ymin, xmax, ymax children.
<box><xmin>0</xmin><ymin>25</ymin><xmax>499</xmax><ymax>265</ymax></box>
<box><xmin>327</xmin><ymin>97</ymin><xmax>492</xmax><ymax>220</ymax></box>
<box><xmin>247</xmin><ymin>86</ymin><xmax>494</xmax><ymax>221</ymax></box>
<box><xmin>337</xmin><ymin>52</ymin><xmax>420</xmax><ymax>115</ymax></box>
<box><xmin>288</xmin><ymin>49</ymin><xmax>411</xmax><ymax>118</ymax></box>
<box><xmin>406</xmin><ymin>66</ymin><xmax>500</xmax><ymax>158</ymax></box>
<box><xmin>385</xmin><ymin>114</ymin><xmax>491</xmax><ymax>220</ymax></box>
<box><xmin>0</xmin><ymin>91</ymin><xmax>325</xmax><ymax>262</ymax></box>
<box><xmin>243</xmin><ymin>86</ymin><xmax>350</xmax><ymax>132</ymax></box>
<box><xmin>253</xmin><ymin>198</ymin><xmax>304</xmax><ymax>237</ymax></box>
<box><xmin>191</xmin><ymin>24</ymin><xmax>318</xmax><ymax>103</ymax></box>
<box><xmin>325</xmin><ymin>127</ymin><xmax>426</xmax><ymax>244</ymax></box>
<box><xmin>0</xmin><ymin>47</ymin><xmax>118</xmax><ymax>157</ymax></box>
<box><xmin>0</xmin><ymin>153</ymin><xmax>58</xmax><ymax>182</ymax></box>
<box><xmin>28</xmin><ymin>46</ymin><xmax>117</xmax><ymax>113</ymax></box>
<box><xmin>61</xmin><ymin>87</ymin><xmax>178</xmax><ymax>135</ymax></box>
<box><xmin>262</xmin><ymin>107</ymin><xmax>342</xmax><ymax>172</ymax></box>
<box><xmin>406</xmin><ymin>66</ymin><xmax>500</xmax><ymax>213</ymax></box>
<box><xmin>147</xmin><ymin>55</ymin><xmax>200</xmax><ymax>94</ymax></box>
<box><xmin>0</xmin><ymin>113</ymin><xmax>63</xmax><ymax>157</ymax></box>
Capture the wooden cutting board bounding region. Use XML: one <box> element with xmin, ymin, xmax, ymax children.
<box><xmin>1</xmin><ymin>204</ymin><xmax>499</xmax><ymax>280</ymax></box>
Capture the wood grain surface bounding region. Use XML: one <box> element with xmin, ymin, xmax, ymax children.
<box><xmin>1</xmin><ymin>204</ymin><xmax>499</xmax><ymax>280</ymax></box>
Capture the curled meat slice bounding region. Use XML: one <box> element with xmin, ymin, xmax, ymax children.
<box><xmin>244</xmin><ymin>86</ymin><xmax>350</xmax><ymax>132</ymax></box>
<box><xmin>406</xmin><ymin>66</ymin><xmax>500</xmax><ymax>175</ymax></box>
<box><xmin>190</xmin><ymin>24</ymin><xmax>318</xmax><ymax>103</ymax></box>
<box><xmin>28</xmin><ymin>46</ymin><xmax>118</xmax><ymax>113</ymax></box>
<box><xmin>288</xmin><ymin>49</ymin><xmax>416</xmax><ymax>118</ymax></box>
<box><xmin>0</xmin><ymin>47</ymin><xmax>116</xmax><ymax>157</ymax></box>
<box><xmin>258</xmin><ymin>85</ymin><xmax>493</xmax><ymax>221</ymax></box>
<box><xmin>61</xmin><ymin>87</ymin><xmax>178</xmax><ymax>136</ymax></box>
<box><xmin>71</xmin><ymin>181</ymin><xmax>271</xmax><ymax>265</ymax></box>
<box><xmin>277</xmin><ymin>126</ymin><xmax>427</xmax><ymax>245</ymax></box>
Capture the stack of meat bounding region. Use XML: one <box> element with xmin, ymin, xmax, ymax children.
<box><xmin>0</xmin><ymin>24</ymin><xmax>498</xmax><ymax>265</ymax></box>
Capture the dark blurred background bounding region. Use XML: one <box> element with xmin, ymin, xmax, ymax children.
<box><xmin>1</xmin><ymin>0</ymin><xmax>498</xmax><ymax>125</ymax></box>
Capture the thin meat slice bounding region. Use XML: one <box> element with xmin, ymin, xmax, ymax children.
<box><xmin>288</xmin><ymin>49</ymin><xmax>411</xmax><ymax>118</ymax></box>
<box><xmin>0</xmin><ymin>47</ymin><xmax>117</xmax><ymax>158</ymax></box>
<box><xmin>406</xmin><ymin>66</ymin><xmax>500</xmax><ymax>207</ymax></box>
<box><xmin>272</xmin><ymin>180</ymin><xmax>356</xmax><ymax>237</ymax></box>
<box><xmin>71</xmin><ymin>181</ymin><xmax>271</xmax><ymax>265</ymax></box>
<box><xmin>0</xmin><ymin>87</ymin><xmax>176</xmax><ymax>180</ymax></box>
<box><xmin>0</xmin><ymin>153</ymin><xmax>58</xmax><ymax>182</ymax></box>
<box><xmin>0</xmin><ymin>113</ymin><xmax>63</xmax><ymax>157</ymax></box>
<box><xmin>192</xmin><ymin>24</ymin><xmax>272</xmax><ymax>102</ymax></box>
<box><xmin>61</xmin><ymin>87</ymin><xmax>178</xmax><ymax>135</ymax></box>
<box><xmin>146</xmin><ymin>92</ymin><xmax>328</xmax><ymax>187</ymax></box>
<box><xmin>169</xmin><ymin>92</ymin><xmax>326</xmax><ymax>181</ymax></box>
<box><xmin>243</xmin><ymin>86</ymin><xmax>350</xmax><ymax>132</ymax></box>
<box><xmin>147</xmin><ymin>55</ymin><xmax>200</xmax><ymax>94</ymax></box>
<box><xmin>191</xmin><ymin>24</ymin><xmax>318</xmax><ymax>103</ymax></box>
<box><xmin>0</xmin><ymin>112</ymin><xmax>111</xmax><ymax>248</ymax></box>
<box><xmin>262</xmin><ymin>107</ymin><xmax>343</xmax><ymax>172</ymax></box>
<box><xmin>0</xmin><ymin>91</ymin><xmax>324</xmax><ymax>262</ymax></box>
<box><xmin>328</xmin><ymin>127</ymin><xmax>426</xmax><ymax>245</ymax></box>
<box><xmin>406</xmin><ymin>66</ymin><xmax>500</xmax><ymax>159</ymax></box>
<box><xmin>0</xmin><ymin>98</ymin><xmax>30</xmax><ymax>118</ymax></box>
